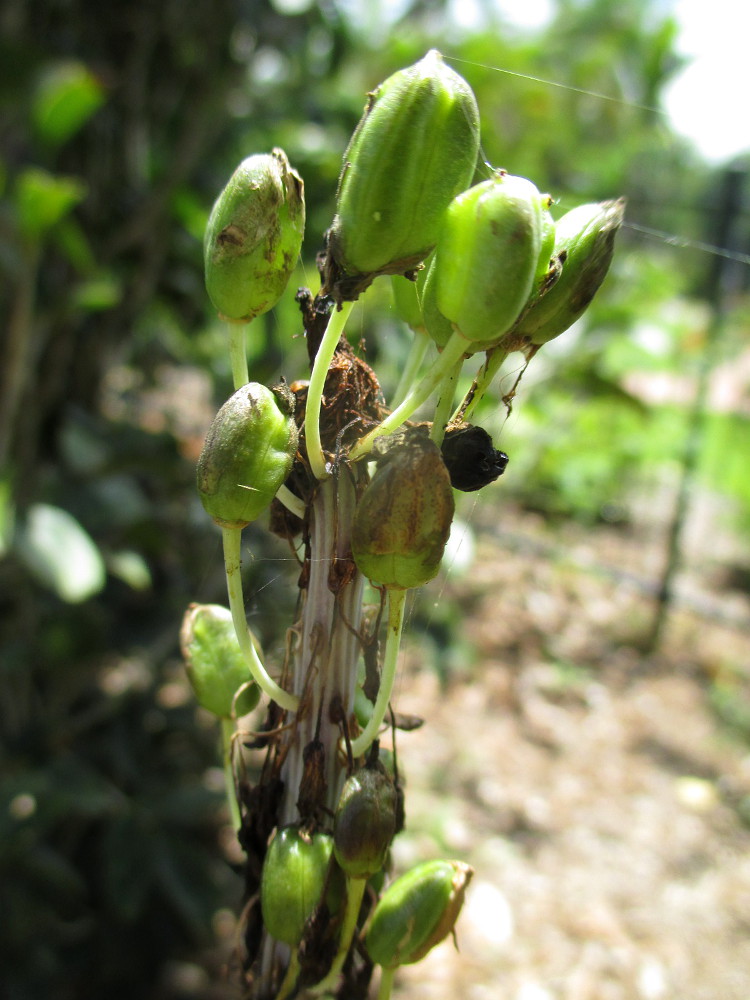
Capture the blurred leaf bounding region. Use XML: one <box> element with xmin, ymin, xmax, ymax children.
<box><xmin>0</xmin><ymin>474</ymin><xmax>14</xmax><ymax>557</ymax></box>
<box><xmin>72</xmin><ymin>273</ymin><xmax>123</xmax><ymax>312</ymax></box>
<box><xmin>17</xmin><ymin>503</ymin><xmax>106</xmax><ymax>602</ymax></box>
<box><xmin>32</xmin><ymin>61</ymin><xmax>105</xmax><ymax>147</ymax></box>
<box><xmin>51</xmin><ymin>215</ymin><xmax>97</xmax><ymax>272</ymax></box>
<box><xmin>107</xmin><ymin>550</ymin><xmax>152</xmax><ymax>591</ymax></box>
<box><xmin>14</xmin><ymin>168</ymin><xmax>86</xmax><ymax>243</ymax></box>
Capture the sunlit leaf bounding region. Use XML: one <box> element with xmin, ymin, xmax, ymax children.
<box><xmin>18</xmin><ymin>503</ymin><xmax>106</xmax><ymax>602</ymax></box>
<box><xmin>32</xmin><ymin>61</ymin><xmax>105</xmax><ymax>147</ymax></box>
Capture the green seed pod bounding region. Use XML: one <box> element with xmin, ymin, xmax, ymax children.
<box><xmin>180</xmin><ymin>603</ymin><xmax>261</xmax><ymax>718</ymax></box>
<box><xmin>352</xmin><ymin>431</ymin><xmax>455</xmax><ymax>590</ymax></box>
<box><xmin>365</xmin><ymin>859</ymin><xmax>473</xmax><ymax>969</ymax></box>
<box><xmin>204</xmin><ymin>148</ymin><xmax>305</xmax><ymax>321</ymax></box>
<box><xmin>260</xmin><ymin>827</ymin><xmax>334</xmax><ymax>947</ymax></box>
<box><xmin>513</xmin><ymin>198</ymin><xmax>625</xmax><ymax>348</ymax></box>
<box><xmin>391</xmin><ymin>266</ymin><xmax>429</xmax><ymax>334</ymax></box>
<box><xmin>432</xmin><ymin>172</ymin><xmax>546</xmax><ymax>348</ymax></box>
<box><xmin>327</xmin><ymin>50</ymin><xmax>480</xmax><ymax>297</ymax></box>
<box><xmin>534</xmin><ymin>195</ymin><xmax>557</xmax><ymax>285</ymax></box>
<box><xmin>333</xmin><ymin>760</ymin><xmax>398</xmax><ymax>879</ymax></box>
<box><xmin>197</xmin><ymin>382</ymin><xmax>298</xmax><ymax>529</ymax></box>
<box><xmin>420</xmin><ymin>255</ymin><xmax>456</xmax><ymax>351</ymax></box>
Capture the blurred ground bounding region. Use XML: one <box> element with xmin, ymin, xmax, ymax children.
<box><xmin>385</xmin><ymin>501</ymin><xmax>750</xmax><ymax>1000</ymax></box>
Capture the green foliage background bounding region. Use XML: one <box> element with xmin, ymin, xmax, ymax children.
<box><xmin>1</xmin><ymin>1</ymin><xmax>748</xmax><ymax>998</ymax></box>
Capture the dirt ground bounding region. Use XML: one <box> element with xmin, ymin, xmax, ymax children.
<box><xmin>382</xmin><ymin>500</ymin><xmax>750</xmax><ymax>1000</ymax></box>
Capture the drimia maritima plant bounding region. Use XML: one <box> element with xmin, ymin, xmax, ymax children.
<box><xmin>181</xmin><ymin>50</ymin><xmax>624</xmax><ymax>1000</ymax></box>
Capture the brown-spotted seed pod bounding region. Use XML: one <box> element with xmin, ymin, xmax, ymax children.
<box><xmin>351</xmin><ymin>430</ymin><xmax>455</xmax><ymax>590</ymax></box>
<box><xmin>333</xmin><ymin>760</ymin><xmax>398</xmax><ymax>879</ymax></box>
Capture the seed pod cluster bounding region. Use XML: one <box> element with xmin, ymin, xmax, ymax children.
<box><xmin>204</xmin><ymin>148</ymin><xmax>305</xmax><ymax>321</ymax></box>
<box><xmin>196</xmin><ymin>382</ymin><xmax>298</xmax><ymax>529</ymax></box>
<box><xmin>351</xmin><ymin>430</ymin><xmax>455</xmax><ymax>590</ymax></box>
<box><xmin>326</xmin><ymin>49</ymin><xmax>480</xmax><ymax>299</ymax></box>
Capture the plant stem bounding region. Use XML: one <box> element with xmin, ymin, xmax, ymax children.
<box><xmin>348</xmin><ymin>331</ymin><xmax>467</xmax><ymax>462</ymax></box>
<box><xmin>390</xmin><ymin>329</ymin><xmax>429</xmax><ymax>409</ymax></box>
<box><xmin>222</xmin><ymin>526</ymin><xmax>299</xmax><ymax>712</ymax></box>
<box><xmin>273</xmin><ymin>952</ymin><xmax>300</xmax><ymax>1000</ymax></box>
<box><xmin>453</xmin><ymin>346</ymin><xmax>509</xmax><ymax>425</ymax></box>
<box><xmin>227</xmin><ymin>320</ymin><xmax>250</xmax><ymax>389</ymax></box>
<box><xmin>221</xmin><ymin>717</ymin><xmax>241</xmax><ymax>832</ymax></box>
<box><xmin>429</xmin><ymin>356</ymin><xmax>462</xmax><ymax>447</ymax></box>
<box><xmin>350</xmin><ymin>588</ymin><xmax>406</xmax><ymax>759</ymax></box>
<box><xmin>275</xmin><ymin>484</ymin><xmax>305</xmax><ymax>520</ymax></box>
<box><xmin>311</xmin><ymin>876</ymin><xmax>367</xmax><ymax>994</ymax></box>
<box><xmin>377</xmin><ymin>967</ymin><xmax>395</xmax><ymax>1000</ymax></box>
<box><xmin>305</xmin><ymin>300</ymin><xmax>354</xmax><ymax>481</ymax></box>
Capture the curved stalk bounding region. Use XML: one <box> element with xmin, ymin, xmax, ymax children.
<box><xmin>390</xmin><ymin>329</ymin><xmax>429</xmax><ymax>409</ymax></box>
<box><xmin>453</xmin><ymin>345</ymin><xmax>509</xmax><ymax>425</ymax></box>
<box><xmin>275</xmin><ymin>483</ymin><xmax>305</xmax><ymax>520</ymax></box>
<box><xmin>272</xmin><ymin>952</ymin><xmax>300</xmax><ymax>1000</ymax></box>
<box><xmin>429</xmin><ymin>356</ymin><xmax>463</xmax><ymax>447</ymax></box>
<box><xmin>305</xmin><ymin>300</ymin><xmax>354</xmax><ymax>481</ymax></box>
<box><xmin>311</xmin><ymin>877</ymin><xmax>367</xmax><ymax>995</ymax></box>
<box><xmin>348</xmin><ymin>330</ymin><xmax>467</xmax><ymax>462</ymax></box>
<box><xmin>227</xmin><ymin>320</ymin><xmax>250</xmax><ymax>389</ymax></box>
<box><xmin>221</xmin><ymin>718</ymin><xmax>241</xmax><ymax>832</ymax></box>
<box><xmin>350</xmin><ymin>588</ymin><xmax>406</xmax><ymax>759</ymax></box>
<box><xmin>222</xmin><ymin>526</ymin><xmax>299</xmax><ymax>712</ymax></box>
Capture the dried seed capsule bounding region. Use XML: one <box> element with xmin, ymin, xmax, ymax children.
<box><xmin>430</xmin><ymin>172</ymin><xmax>546</xmax><ymax>349</ymax></box>
<box><xmin>180</xmin><ymin>603</ymin><xmax>260</xmax><ymax>718</ymax></box>
<box><xmin>365</xmin><ymin>859</ymin><xmax>473</xmax><ymax>968</ymax></box>
<box><xmin>351</xmin><ymin>430</ymin><xmax>455</xmax><ymax>590</ymax></box>
<box><xmin>327</xmin><ymin>50</ymin><xmax>479</xmax><ymax>297</ymax></box>
<box><xmin>514</xmin><ymin>198</ymin><xmax>625</xmax><ymax>348</ymax></box>
<box><xmin>440</xmin><ymin>424</ymin><xmax>508</xmax><ymax>492</ymax></box>
<box><xmin>333</xmin><ymin>760</ymin><xmax>398</xmax><ymax>879</ymax></box>
<box><xmin>260</xmin><ymin>826</ymin><xmax>334</xmax><ymax>947</ymax></box>
<box><xmin>204</xmin><ymin>148</ymin><xmax>305</xmax><ymax>321</ymax></box>
<box><xmin>197</xmin><ymin>382</ymin><xmax>298</xmax><ymax>529</ymax></box>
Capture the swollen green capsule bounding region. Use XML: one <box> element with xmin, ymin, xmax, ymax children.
<box><xmin>333</xmin><ymin>760</ymin><xmax>398</xmax><ymax>879</ymax></box>
<box><xmin>180</xmin><ymin>603</ymin><xmax>261</xmax><ymax>718</ymax></box>
<box><xmin>513</xmin><ymin>198</ymin><xmax>625</xmax><ymax>348</ymax></box>
<box><xmin>431</xmin><ymin>172</ymin><xmax>546</xmax><ymax>348</ymax></box>
<box><xmin>365</xmin><ymin>859</ymin><xmax>473</xmax><ymax>968</ymax></box>
<box><xmin>327</xmin><ymin>50</ymin><xmax>480</xmax><ymax>297</ymax></box>
<box><xmin>260</xmin><ymin>827</ymin><xmax>334</xmax><ymax>947</ymax></box>
<box><xmin>196</xmin><ymin>382</ymin><xmax>298</xmax><ymax>529</ymax></box>
<box><xmin>204</xmin><ymin>148</ymin><xmax>305</xmax><ymax>321</ymax></box>
<box><xmin>351</xmin><ymin>431</ymin><xmax>455</xmax><ymax>590</ymax></box>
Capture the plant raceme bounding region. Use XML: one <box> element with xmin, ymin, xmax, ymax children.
<box><xmin>183</xmin><ymin>49</ymin><xmax>623</xmax><ymax>1000</ymax></box>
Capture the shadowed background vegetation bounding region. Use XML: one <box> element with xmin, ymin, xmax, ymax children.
<box><xmin>1</xmin><ymin>1</ymin><xmax>749</xmax><ymax>998</ymax></box>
